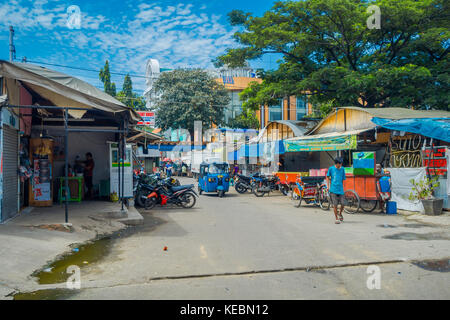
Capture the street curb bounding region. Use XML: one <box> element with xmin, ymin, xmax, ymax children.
<box><xmin>118</xmin><ymin>206</ymin><xmax>144</xmax><ymax>226</ymax></box>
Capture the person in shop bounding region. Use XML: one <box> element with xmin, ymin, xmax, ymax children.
<box><xmin>181</xmin><ymin>162</ymin><xmax>187</xmax><ymax>176</ymax></box>
<box><xmin>166</xmin><ymin>162</ymin><xmax>173</xmax><ymax>177</ymax></box>
<box><xmin>326</xmin><ymin>157</ymin><xmax>346</xmax><ymax>224</ymax></box>
<box><xmin>82</xmin><ymin>152</ymin><xmax>95</xmax><ymax>199</ymax></box>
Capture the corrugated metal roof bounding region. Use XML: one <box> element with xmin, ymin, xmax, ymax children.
<box><xmin>308</xmin><ymin>106</ymin><xmax>450</xmax><ymax>135</ymax></box>
<box><xmin>342</xmin><ymin>106</ymin><xmax>450</xmax><ymax>119</ymax></box>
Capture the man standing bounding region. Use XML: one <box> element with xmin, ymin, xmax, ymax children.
<box><xmin>327</xmin><ymin>157</ymin><xmax>346</xmax><ymax>224</ymax></box>
<box><xmin>84</xmin><ymin>152</ymin><xmax>95</xmax><ymax>199</ymax></box>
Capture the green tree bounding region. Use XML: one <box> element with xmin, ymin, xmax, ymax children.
<box><xmin>153</xmin><ymin>69</ymin><xmax>230</xmax><ymax>136</ymax></box>
<box><xmin>116</xmin><ymin>74</ymin><xmax>147</xmax><ymax>110</ymax></box>
<box><xmin>99</xmin><ymin>60</ymin><xmax>116</xmax><ymax>96</ymax></box>
<box><xmin>227</xmin><ymin>108</ymin><xmax>260</xmax><ymax>129</ymax></box>
<box><xmin>216</xmin><ymin>0</ymin><xmax>450</xmax><ymax>112</ymax></box>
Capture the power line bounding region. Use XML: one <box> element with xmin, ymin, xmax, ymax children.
<box><xmin>25</xmin><ymin>59</ymin><xmax>150</xmax><ymax>79</ymax></box>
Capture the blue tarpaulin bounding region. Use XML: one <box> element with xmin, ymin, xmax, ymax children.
<box><xmin>371</xmin><ymin>117</ymin><xmax>450</xmax><ymax>143</ymax></box>
<box><xmin>228</xmin><ymin>141</ymin><xmax>285</xmax><ymax>160</ymax></box>
<box><xmin>147</xmin><ymin>144</ymin><xmax>206</xmax><ymax>152</ymax></box>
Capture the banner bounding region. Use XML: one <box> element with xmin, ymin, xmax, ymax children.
<box><xmin>388</xmin><ymin>167</ymin><xmax>427</xmax><ymax>212</ymax></box>
<box><xmin>284</xmin><ymin>134</ymin><xmax>357</xmax><ymax>152</ymax></box>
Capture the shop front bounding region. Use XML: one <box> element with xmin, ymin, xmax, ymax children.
<box><xmin>0</xmin><ymin>60</ymin><xmax>140</xmax><ymax>222</ymax></box>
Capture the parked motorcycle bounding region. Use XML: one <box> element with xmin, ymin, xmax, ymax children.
<box><xmin>234</xmin><ymin>173</ymin><xmax>261</xmax><ymax>194</ymax></box>
<box><xmin>251</xmin><ymin>175</ymin><xmax>280</xmax><ymax>197</ymax></box>
<box><xmin>134</xmin><ymin>173</ymin><xmax>180</xmax><ymax>207</ymax></box>
<box><xmin>144</xmin><ymin>179</ymin><xmax>198</xmax><ymax>210</ymax></box>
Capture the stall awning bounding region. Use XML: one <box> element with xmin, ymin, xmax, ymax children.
<box><xmin>283</xmin><ymin>129</ymin><xmax>367</xmax><ymax>152</ymax></box>
<box><xmin>0</xmin><ymin>60</ymin><xmax>140</xmax><ymax>122</ymax></box>
<box><xmin>371</xmin><ymin>117</ymin><xmax>450</xmax><ymax>143</ymax></box>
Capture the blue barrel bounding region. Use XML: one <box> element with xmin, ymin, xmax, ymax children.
<box><xmin>386</xmin><ymin>201</ymin><xmax>397</xmax><ymax>215</ymax></box>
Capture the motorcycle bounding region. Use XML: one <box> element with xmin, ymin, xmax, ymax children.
<box><xmin>144</xmin><ymin>179</ymin><xmax>198</xmax><ymax>210</ymax></box>
<box><xmin>234</xmin><ymin>173</ymin><xmax>262</xmax><ymax>194</ymax></box>
<box><xmin>134</xmin><ymin>174</ymin><xmax>180</xmax><ymax>207</ymax></box>
<box><xmin>251</xmin><ymin>175</ymin><xmax>280</xmax><ymax>197</ymax></box>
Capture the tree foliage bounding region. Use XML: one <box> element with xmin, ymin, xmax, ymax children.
<box><xmin>152</xmin><ymin>69</ymin><xmax>230</xmax><ymax>134</ymax></box>
<box><xmin>217</xmin><ymin>0</ymin><xmax>450</xmax><ymax>111</ymax></box>
<box><xmin>99</xmin><ymin>60</ymin><xmax>116</xmax><ymax>97</ymax></box>
<box><xmin>116</xmin><ymin>74</ymin><xmax>146</xmax><ymax>110</ymax></box>
<box><xmin>227</xmin><ymin>108</ymin><xmax>260</xmax><ymax>129</ymax></box>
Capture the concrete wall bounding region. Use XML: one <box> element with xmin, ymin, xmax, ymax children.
<box><xmin>31</xmin><ymin>127</ymin><xmax>115</xmax><ymax>186</ymax></box>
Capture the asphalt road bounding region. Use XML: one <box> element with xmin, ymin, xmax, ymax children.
<box><xmin>67</xmin><ymin>177</ymin><xmax>449</xmax><ymax>299</ymax></box>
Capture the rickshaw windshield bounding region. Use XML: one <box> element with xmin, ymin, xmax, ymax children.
<box><xmin>209</xmin><ymin>164</ymin><xmax>228</xmax><ymax>174</ymax></box>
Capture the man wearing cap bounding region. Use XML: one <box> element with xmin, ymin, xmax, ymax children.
<box><xmin>327</xmin><ymin>157</ymin><xmax>346</xmax><ymax>224</ymax></box>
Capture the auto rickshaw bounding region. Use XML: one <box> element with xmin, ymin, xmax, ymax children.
<box><xmin>198</xmin><ymin>162</ymin><xmax>230</xmax><ymax>197</ymax></box>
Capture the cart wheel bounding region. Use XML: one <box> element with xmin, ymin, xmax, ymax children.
<box><xmin>344</xmin><ymin>190</ymin><xmax>360</xmax><ymax>214</ymax></box>
<box><xmin>198</xmin><ymin>186</ymin><xmax>203</xmax><ymax>195</ymax></box>
<box><xmin>360</xmin><ymin>200</ymin><xmax>378</xmax><ymax>213</ymax></box>
<box><xmin>294</xmin><ymin>194</ymin><xmax>303</xmax><ymax>208</ymax></box>
<box><xmin>319</xmin><ymin>186</ymin><xmax>330</xmax><ymax>211</ymax></box>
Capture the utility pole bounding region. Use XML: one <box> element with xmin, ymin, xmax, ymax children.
<box><xmin>9</xmin><ymin>26</ymin><xmax>16</xmax><ymax>62</ymax></box>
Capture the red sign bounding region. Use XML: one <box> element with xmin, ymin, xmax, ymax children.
<box><xmin>137</xmin><ymin>111</ymin><xmax>155</xmax><ymax>126</ymax></box>
<box><xmin>422</xmin><ymin>147</ymin><xmax>448</xmax><ymax>177</ymax></box>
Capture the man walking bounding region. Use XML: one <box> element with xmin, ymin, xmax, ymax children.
<box><xmin>327</xmin><ymin>157</ymin><xmax>346</xmax><ymax>224</ymax></box>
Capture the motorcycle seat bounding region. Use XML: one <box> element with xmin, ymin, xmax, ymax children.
<box><xmin>171</xmin><ymin>184</ymin><xmax>194</xmax><ymax>192</ymax></box>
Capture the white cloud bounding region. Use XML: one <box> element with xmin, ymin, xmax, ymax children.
<box><xmin>0</xmin><ymin>0</ymin><xmax>106</xmax><ymax>30</ymax></box>
<box><xmin>1</xmin><ymin>1</ymin><xmax>241</xmax><ymax>92</ymax></box>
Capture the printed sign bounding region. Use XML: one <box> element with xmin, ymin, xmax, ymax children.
<box><xmin>137</xmin><ymin>111</ymin><xmax>155</xmax><ymax>127</ymax></box>
<box><xmin>422</xmin><ymin>146</ymin><xmax>448</xmax><ymax>177</ymax></box>
<box><xmin>34</xmin><ymin>183</ymin><xmax>51</xmax><ymax>201</ymax></box>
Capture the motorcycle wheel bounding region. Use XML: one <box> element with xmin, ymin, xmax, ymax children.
<box><xmin>136</xmin><ymin>190</ymin><xmax>148</xmax><ymax>207</ymax></box>
<box><xmin>144</xmin><ymin>197</ymin><xmax>157</xmax><ymax>210</ymax></box>
<box><xmin>280</xmin><ymin>185</ymin><xmax>290</xmax><ymax>196</ymax></box>
<box><xmin>252</xmin><ymin>185</ymin><xmax>266</xmax><ymax>197</ymax></box>
<box><xmin>235</xmin><ymin>182</ymin><xmax>247</xmax><ymax>194</ymax></box>
<box><xmin>198</xmin><ymin>186</ymin><xmax>203</xmax><ymax>195</ymax></box>
<box><xmin>180</xmin><ymin>192</ymin><xmax>196</xmax><ymax>208</ymax></box>
<box><xmin>218</xmin><ymin>190</ymin><xmax>225</xmax><ymax>198</ymax></box>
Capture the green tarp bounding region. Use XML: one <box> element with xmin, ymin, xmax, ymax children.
<box><xmin>284</xmin><ymin>133</ymin><xmax>357</xmax><ymax>152</ymax></box>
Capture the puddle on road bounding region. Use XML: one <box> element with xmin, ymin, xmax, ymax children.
<box><xmin>377</xmin><ymin>223</ymin><xmax>436</xmax><ymax>229</ymax></box>
<box><xmin>383</xmin><ymin>232</ymin><xmax>450</xmax><ymax>241</ymax></box>
<box><xmin>412</xmin><ymin>258</ymin><xmax>450</xmax><ymax>272</ymax></box>
<box><xmin>14</xmin><ymin>288</ymin><xmax>80</xmax><ymax>300</ymax></box>
<box><xmin>14</xmin><ymin>213</ymin><xmax>166</xmax><ymax>300</ymax></box>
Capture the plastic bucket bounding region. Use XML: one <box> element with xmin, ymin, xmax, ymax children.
<box><xmin>386</xmin><ymin>201</ymin><xmax>397</xmax><ymax>215</ymax></box>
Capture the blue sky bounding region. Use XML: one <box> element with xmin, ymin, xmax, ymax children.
<box><xmin>0</xmin><ymin>0</ymin><xmax>280</xmax><ymax>93</ymax></box>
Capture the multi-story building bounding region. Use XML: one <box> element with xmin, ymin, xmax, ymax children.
<box><xmin>257</xmin><ymin>95</ymin><xmax>314</xmax><ymax>129</ymax></box>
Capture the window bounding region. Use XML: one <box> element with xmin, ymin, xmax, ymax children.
<box><xmin>296</xmin><ymin>95</ymin><xmax>308</xmax><ymax>120</ymax></box>
<box><xmin>224</xmin><ymin>91</ymin><xmax>243</xmax><ymax>123</ymax></box>
<box><xmin>269</xmin><ymin>99</ymin><xmax>283</xmax><ymax>121</ymax></box>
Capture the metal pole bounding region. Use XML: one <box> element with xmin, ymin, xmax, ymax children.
<box><xmin>118</xmin><ymin>125</ymin><xmax>121</xmax><ymax>206</ymax></box>
<box><xmin>121</xmin><ymin>116</ymin><xmax>127</xmax><ymax>210</ymax></box>
<box><xmin>64</xmin><ymin>108</ymin><xmax>69</xmax><ymax>223</ymax></box>
<box><xmin>9</xmin><ymin>26</ymin><xmax>15</xmax><ymax>62</ymax></box>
